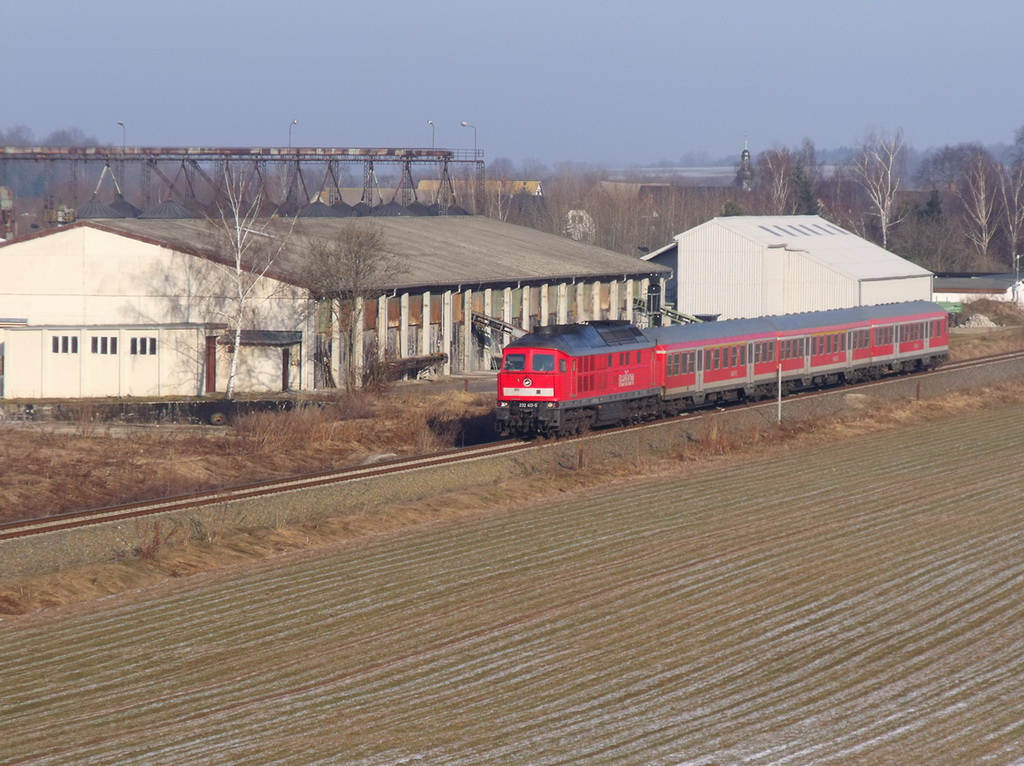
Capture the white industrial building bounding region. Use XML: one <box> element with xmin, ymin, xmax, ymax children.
<box><xmin>642</xmin><ymin>215</ymin><xmax>934</xmax><ymax>320</ymax></box>
<box><xmin>0</xmin><ymin>216</ymin><xmax>668</xmax><ymax>400</ymax></box>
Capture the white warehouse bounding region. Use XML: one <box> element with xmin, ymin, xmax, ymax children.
<box><xmin>642</xmin><ymin>215</ymin><xmax>933</xmax><ymax>320</ymax></box>
<box><xmin>0</xmin><ymin>216</ymin><xmax>668</xmax><ymax>400</ymax></box>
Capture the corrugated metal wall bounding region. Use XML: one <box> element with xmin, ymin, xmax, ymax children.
<box><xmin>861</xmin><ymin>277</ymin><xmax>933</xmax><ymax>306</ymax></box>
<box><xmin>675</xmin><ymin>222</ymin><xmax>928</xmax><ymax>320</ymax></box>
<box><xmin>677</xmin><ymin>223</ymin><xmax>766</xmax><ymax>319</ymax></box>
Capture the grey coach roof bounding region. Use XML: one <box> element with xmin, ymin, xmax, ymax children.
<box><xmin>57</xmin><ymin>216</ymin><xmax>670</xmax><ymax>291</ymax></box>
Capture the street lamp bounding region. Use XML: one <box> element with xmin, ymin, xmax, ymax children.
<box><xmin>116</xmin><ymin>121</ymin><xmax>125</xmax><ymax>149</ymax></box>
<box><xmin>288</xmin><ymin>119</ymin><xmax>298</xmax><ymax>147</ymax></box>
<box><xmin>428</xmin><ymin>120</ymin><xmax>434</xmax><ymax>148</ymax></box>
<box><xmin>460</xmin><ymin>121</ymin><xmax>476</xmax><ymax>158</ymax></box>
<box><xmin>1015</xmin><ymin>253</ymin><xmax>1023</xmax><ymax>305</ymax></box>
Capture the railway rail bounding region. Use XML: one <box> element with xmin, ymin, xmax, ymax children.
<box><xmin>3</xmin><ymin>349</ymin><xmax>1024</xmax><ymax>546</ymax></box>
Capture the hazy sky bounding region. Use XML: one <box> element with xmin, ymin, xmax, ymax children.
<box><xmin>7</xmin><ymin>0</ymin><xmax>1023</xmax><ymax>166</ymax></box>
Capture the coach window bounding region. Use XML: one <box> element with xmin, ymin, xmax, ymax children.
<box><xmin>504</xmin><ymin>353</ymin><xmax>526</xmax><ymax>372</ymax></box>
<box><xmin>533</xmin><ymin>353</ymin><xmax>555</xmax><ymax>372</ymax></box>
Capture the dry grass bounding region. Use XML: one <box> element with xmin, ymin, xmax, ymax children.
<box><xmin>5</xmin><ymin>329</ymin><xmax>1024</xmax><ymax>616</ymax></box>
<box><xmin>961</xmin><ymin>298</ymin><xmax>1024</xmax><ymax>326</ymax></box>
<box><xmin>6</xmin><ymin>379</ymin><xmax>1024</xmax><ymax>617</ymax></box>
<box><xmin>949</xmin><ymin>300</ymin><xmax>1024</xmax><ymax>361</ymax></box>
<box><xmin>0</xmin><ymin>391</ymin><xmax>495</xmax><ymax>525</ymax></box>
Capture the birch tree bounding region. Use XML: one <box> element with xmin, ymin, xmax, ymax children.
<box><xmin>209</xmin><ymin>164</ymin><xmax>297</xmax><ymax>398</ymax></box>
<box><xmin>997</xmin><ymin>156</ymin><xmax>1024</xmax><ymax>270</ymax></box>
<box><xmin>850</xmin><ymin>129</ymin><xmax>906</xmax><ymax>249</ymax></box>
<box><xmin>756</xmin><ymin>147</ymin><xmax>794</xmax><ymax>214</ymax></box>
<box><xmin>956</xmin><ymin>148</ymin><xmax>1001</xmax><ymax>260</ymax></box>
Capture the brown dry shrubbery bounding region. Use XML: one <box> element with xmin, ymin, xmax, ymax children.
<box><xmin>0</xmin><ymin>391</ymin><xmax>495</xmax><ymax>525</ymax></box>
<box><xmin>950</xmin><ymin>300</ymin><xmax>1024</xmax><ymax>361</ymax></box>
<box><xmin>961</xmin><ymin>298</ymin><xmax>1024</xmax><ymax>327</ymax></box>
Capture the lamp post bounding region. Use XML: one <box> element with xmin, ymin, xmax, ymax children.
<box><xmin>288</xmin><ymin>119</ymin><xmax>298</xmax><ymax>148</ymax></box>
<box><xmin>460</xmin><ymin>121</ymin><xmax>479</xmax><ymax>214</ymax></box>
<box><xmin>1015</xmin><ymin>253</ymin><xmax>1022</xmax><ymax>306</ymax></box>
<box><xmin>460</xmin><ymin>121</ymin><xmax>476</xmax><ymax>158</ymax></box>
<box><xmin>116</xmin><ymin>121</ymin><xmax>125</xmax><ymax>149</ymax></box>
<box><xmin>428</xmin><ymin>120</ymin><xmax>434</xmax><ymax>148</ymax></box>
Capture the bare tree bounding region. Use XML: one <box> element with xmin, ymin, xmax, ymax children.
<box><xmin>208</xmin><ymin>164</ymin><xmax>297</xmax><ymax>398</ymax></box>
<box><xmin>997</xmin><ymin>156</ymin><xmax>1024</xmax><ymax>270</ymax></box>
<box><xmin>956</xmin><ymin>147</ymin><xmax>1002</xmax><ymax>260</ymax></box>
<box><xmin>849</xmin><ymin>129</ymin><xmax>906</xmax><ymax>249</ymax></box>
<box><xmin>304</xmin><ymin>221</ymin><xmax>407</xmax><ymax>391</ymax></box>
<box><xmin>915</xmin><ymin>143</ymin><xmax>977</xmax><ymax>191</ymax></box>
<box><xmin>755</xmin><ymin>147</ymin><xmax>794</xmax><ymax>214</ymax></box>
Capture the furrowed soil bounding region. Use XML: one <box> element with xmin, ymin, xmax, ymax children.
<box><xmin>4</xmin><ymin>386</ymin><xmax>1024</xmax><ymax>763</ymax></box>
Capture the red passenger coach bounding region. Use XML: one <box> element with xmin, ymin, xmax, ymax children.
<box><xmin>496</xmin><ymin>301</ymin><xmax>949</xmax><ymax>439</ymax></box>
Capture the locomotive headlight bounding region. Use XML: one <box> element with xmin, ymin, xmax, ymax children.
<box><xmin>498</xmin><ymin>401</ymin><xmax>509</xmax><ymax>407</ymax></box>
<box><xmin>546</xmin><ymin>402</ymin><xmax>556</xmax><ymax>408</ymax></box>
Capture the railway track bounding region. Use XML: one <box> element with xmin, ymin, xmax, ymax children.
<box><xmin>0</xmin><ymin>439</ymin><xmax>534</xmax><ymax>543</ymax></box>
<box><xmin>3</xmin><ymin>349</ymin><xmax>1023</xmax><ymax>545</ymax></box>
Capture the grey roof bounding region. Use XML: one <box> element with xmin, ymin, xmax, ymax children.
<box><xmin>297</xmin><ymin>200</ymin><xmax>342</xmax><ymax>218</ymax></box>
<box><xmin>330</xmin><ymin>200</ymin><xmax>355</xmax><ymax>217</ymax></box>
<box><xmin>48</xmin><ymin>216</ymin><xmax>670</xmax><ymax>292</ymax></box>
<box><xmin>933</xmin><ymin>274</ymin><xmax>1017</xmax><ymax>291</ymax></box>
<box><xmin>77</xmin><ymin>198</ymin><xmax>126</xmax><ymax>219</ymax></box>
<box><xmin>644</xmin><ymin>301</ymin><xmax>945</xmax><ymax>345</ymax></box>
<box><xmin>649</xmin><ymin>215</ymin><xmax>932</xmax><ymax>282</ymax></box>
<box><xmin>371</xmin><ymin>201</ymin><xmax>417</xmax><ymax>217</ymax></box>
<box><xmin>138</xmin><ymin>199</ymin><xmax>196</xmax><ymax>219</ymax></box>
<box><xmin>220</xmin><ymin>330</ymin><xmax>302</xmax><ymax>346</ymax></box>
<box><xmin>109</xmin><ymin>194</ymin><xmax>142</xmax><ymax>218</ymax></box>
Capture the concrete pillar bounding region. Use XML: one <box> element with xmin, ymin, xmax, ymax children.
<box><xmin>421</xmin><ymin>291</ymin><xmax>432</xmax><ymax>356</ymax></box>
<box><xmin>625</xmin><ymin>280</ymin><xmax>635</xmax><ymax>322</ymax></box>
<box><xmin>521</xmin><ymin>285</ymin><xmax>532</xmax><ymax>332</ymax></box>
<box><xmin>399</xmin><ymin>292</ymin><xmax>410</xmax><ymax>359</ymax></box>
<box><xmin>557</xmin><ymin>282</ymin><xmax>569</xmax><ymax>325</ymax></box>
<box><xmin>353</xmin><ymin>299</ymin><xmax>365</xmax><ymax>385</ymax></box>
<box><xmin>609</xmin><ymin>281</ymin><xmax>620</xmax><ymax>320</ymax></box>
<box><xmin>462</xmin><ymin>289</ymin><xmax>473</xmax><ymax>372</ymax></box>
<box><xmin>377</xmin><ymin>295</ymin><xmax>388</xmax><ymax>360</ymax></box>
<box><xmin>483</xmin><ymin>288</ymin><xmax>493</xmax><ymax>325</ymax></box>
<box><xmin>502</xmin><ymin>287</ymin><xmax>512</xmax><ymax>345</ymax></box>
<box><xmin>592</xmin><ymin>281</ymin><xmax>602</xmax><ymax>321</ymax></box>
<box><xmin>540</xmin><ymin>283</ymin><xmax>550</xmax><ymax>326</ymax></box>
<box><xmin>441</xmin><ymin>290</ymin><xmax>453</xmax><ymax>375</ymax></box>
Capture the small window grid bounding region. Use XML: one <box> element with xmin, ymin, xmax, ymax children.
<box><xmin>90</xmin><ymin>336</ymin><xmax>118</xmax><ymax>355</ymax></box>
<box><xmin>130</xmin><ymin>337</ymin><xmax>158</xmax><ymax>356</ymax></box>
<box><xmin>51</xmin><ymin>335</ymin><xmax>79</xmax><ymax>354</ymax></box>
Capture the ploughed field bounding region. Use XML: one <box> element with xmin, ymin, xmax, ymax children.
<box><xmin>3</xmin><ymin>404</ymin><xmax>1024</xmax><ymax>764</ymax></box>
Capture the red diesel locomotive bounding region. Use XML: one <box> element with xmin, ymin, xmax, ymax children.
<box><xmin>495</xmin><ymin>301</ymin><xmax>949</xmax><ymax>438</ymax></box>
